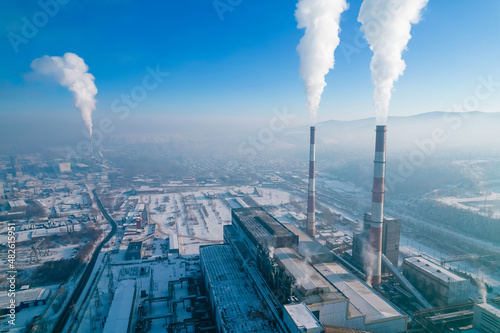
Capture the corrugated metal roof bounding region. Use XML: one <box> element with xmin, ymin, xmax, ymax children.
<box><xmin>404</xmin><ymin>256</ymin><xmax>465</xmax><ymax>283</ymax></box>
<box><xmin>284</xmin><ymin>303</ymin><xmax>323</xmax><ymax>330</ymax></box>
<box><xmin>200</xmin><ymin>244</ymin><xmax>279</xmax><ymax>333</ymax></box>
<box><xmin>315</xmin><ymin>262</ymin><xmax>405</xmax><ymax>323</ymax></box>
<box><xmin>103</xmin><ymin>280</ymin><xmax>136</xmax><ymax>333</ymax></box>
<box><xmin>274</xmin><ymin>247</ymin><xmax>332</xmax><ymax>296</ymax></box>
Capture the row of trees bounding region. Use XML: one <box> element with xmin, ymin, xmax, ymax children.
<box><xmin>408</xmin><ymin>200</ymin><xmax>500</xmax><ymax>244</ymax></box>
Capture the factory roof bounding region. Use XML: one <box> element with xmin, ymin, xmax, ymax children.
<box><xmin>200</xmin><ymin>244</ymin><xmax>279</xmax><ymax>333</ymax></box>
<box><xmin>404</xmin><ymin>256</ymin><xmax>466</xmax><ymax>283</ymax></box>
<box><xmin>169</xmin><ymin>234</ymin><xmax>179</xmax><ymax>251</ymax></box>
<box><xmin>0</xmin><ymin>288</ymin><xmax>50</xmax><ymax>309</ymax></box>
<box><xmin>274</xmin><ymin>247</ymin><xmax>334</xmax><ymax>297</ymax></box>
<box><xmin>127</xmin><ymin>241</ymin><xmax>143</xmax><ymax>252</ymax></box>
<box><xmin>8</xmin><ymin>200</ymin><xmax>27</xmax><ymax>209</ymax></box>
<box><xmin>226</xmin><ymin>198</ymin><xmax>244</xmax><ymax>209</ymax></box>
<box><xmin>315</xmin><ymin>262</ymin><xmax>405</xmax><ymax>323</ymax></box>
<box><xmin>284</xmin><ymin>224</ymin><xmax>332</xmax><ymax>260</ymax></box>
<box><xmin>476</xmin><ymin>302</ymin><xmax>500</xmax><ymax>318</ymax></box>
<box><xmin>284</xmin><ymin>303</ymin><xmax>323</xmax><ymax>331</ymax></box>
<box><xmin>103</xmin><ymin>280</ymin><xmax>136</xmax><ymax>333</ymax></box>
<box><xmin>232</xmin><ymin>207</ymin><xmax>297</xmax><ymax>246</ymax></box>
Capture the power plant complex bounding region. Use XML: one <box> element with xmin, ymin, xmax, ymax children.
<box><xmin>194</xmin><ymin>123</ymin><xmax>498</xmax><ymax>333</ymax></box>
<box><xmin>6</xmin><ymin>0</ymin><xmax>497</xmax><ymax>332</ymax></box>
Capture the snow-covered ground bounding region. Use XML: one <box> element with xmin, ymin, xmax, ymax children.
<box><xmin>436</xmin><ymin>192</ymin><xmax>500</xmax><ymax>218</ymax></box>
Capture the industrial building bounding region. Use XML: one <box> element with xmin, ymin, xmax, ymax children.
<box><xmin>230</xmin><ymin>207</ymin><xmax>299</xmax><ymax>259</ymax></box>
<box><xmin>270</xmin><ymin>247</ymin><xmax>407</xmax><ymax>332</ymax></box>
<box><xmin>284</xmin><ymin>303</ymin><xmax>324</xmax><ymax>333</ymax></box>
<box><xmin>352</xmin><ymin>214</ymin><xmax>401</xmax><ymax>273</ymax></box>
<box><xmin>59</xmin><ymin>162</ymin><xmax>71</xmax><ymax>173</ymax></box>
<box><xmin>284</xmin><ymin>223</ymin><xmax>333</xmax><ymax>264</ymax></box>
<box><xmin>7</xmin><ymin>199</ymin><xmax>28</xmax><ymax>212</ymax></box>
<box><xmin>221</xmin><ymin>207</ymin><xmax>407</xmax><ymax>332</ymax></box>
<box><xmin>473</xmin><ymin>302</ymin><xmax>500</xmax><ymax>333</ymax></box>
<box><xmin>315</xmin><ymin>262</ymin><xmax>407</xmax><ymax>332</ymax></box>
<box><xmin>0</xmin><ymin>287</ymin><xmax>50</xmax><ymax>315</ymax></box>
<box><xmin>103</xmin><ymin>280</ymin><xmax>137</xmax><ymax>333</ymax></box>
<box><xmin>402</xmin><ymin>256</ymin><xmax>469</xmax><ymax>307</ymax></box>
<box><xmin>169</xmin><ymin>233</ymin><xmax>179</xmax><ymax>256</ymax></box>
<box><xmin>199</xmin><ymin>244</ymin><xmax>284</xmax><ymax>333</ymax></box>
<box><xmin>125</xmin><ymin>241</ymin><xmax>143</xmax><ymax>260</ymax></box>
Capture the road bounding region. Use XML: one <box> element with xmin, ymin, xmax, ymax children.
<box><xmin>51</xmin><ymin>190</ymin><xmax>117</xmax><ymax>333</ymax></box>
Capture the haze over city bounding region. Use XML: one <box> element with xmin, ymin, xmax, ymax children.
<box><xmin>1</xmin><ymin>1</ymin><xmax>500</xmax><ymax>333</ymax></box>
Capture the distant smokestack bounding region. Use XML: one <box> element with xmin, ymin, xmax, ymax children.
<box><xmin>90</xmin><ymin>137</ymin><xmax>94</xmax><ymax>161</ymax></box>
<box><xmin>306</xmin><ymin>126</ymin><xmax>316</xmax><ymax>238</ymax></box>
<box><xmin>369</xmin><ymin>125</ymin><xmax>386</xmax><ymax>286</ymax></box>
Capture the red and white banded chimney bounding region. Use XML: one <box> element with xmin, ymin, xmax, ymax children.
<box><xmin>306</xmin><ymin>126</ymin><xmax>316</xmax><ymax>238</ymax></box>
<box><xmin>369</xmin><ymin>125</ymin><xmax>386</xmax><ymax>286</ymax></box>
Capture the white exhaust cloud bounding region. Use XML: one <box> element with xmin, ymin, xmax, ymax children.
<box><xmin>30</xmin><ymin>52</ymin><xmax>97</xmax><ymax>135</ymax></box>
<box><xmin>358</xmin><ymin>0</ymin><xmax>428</xmax><ymax>124</ymax></box>
<box><xmin>295</xmin><ymin>0</ymin><xmax>349</xmax><ymax>124</ymax></box>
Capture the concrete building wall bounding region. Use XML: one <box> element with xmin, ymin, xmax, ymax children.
<box><xmin>353</xmin><ymin>215</ymin><xmax>401</xmax><ymax>273</ymax></box>
<box><xmin>473</xmin><ymin>303</ymin><xmax>500</xmax><ymax>333</ymax></box>
<box><xmin>283</xmin><ymin>303</ymin><xmax>324</xmax><ymax>333</ymax></box>
<box><xmin>402</xmin><ymin>258</ymin><xmax>468</xmax><ymax>307</ymax></box>
<box><xmin>381</xmin><ymin>218</ymin><xmax>401</xmax><ymax>270</ymax></box>
<box><xmin>364</xmin><ymin>318</ymin><xmax>407</xmax><ymax>333</ymax></box>
<box><xmin>307</xmin><ymin>301</ymin><xmax>349</xmax><ymax>328</ymax></box>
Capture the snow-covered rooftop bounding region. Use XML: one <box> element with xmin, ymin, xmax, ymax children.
<box><xmin>476</xmin><ymin>302</ymin><xmax>500</xmax><ymax>319</ymax></box>
<box><xmin>200</xmin><ymin>244</ymin><xmax>279</xmax><ymax>333</ymax></box>
<box><xmin>315</xmin><ymin>262</ymin><xmax>405</xmax><ymax>323</ymax></box>
<box><xmin>274</xmin><ymin>247</ymin><xmax>332</xmax><ymax>296</ymax></box>
<box><xmin>0</xmin><ymin>288</ymin><xmax>50</xmax><ymax>309</ymax></box>
<box><xmin>404</xmin><ymin>256</ymin><xmax>466</xmax><ymax>283</ymax></box>
<box><xmin>284</xmin><ymin>303</ymin><xmax>323</xmax><ymax>331</ymax></box>
<box><xmin>103</xmin><ymin>279</ymin><xmax>136</xmax><ymax>333</ymax></box>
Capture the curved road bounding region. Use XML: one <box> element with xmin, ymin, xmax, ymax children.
<box><xmin>52</xmin><ymin>189</ymin><xmax>117</xmax><ymax>333</ymax></box>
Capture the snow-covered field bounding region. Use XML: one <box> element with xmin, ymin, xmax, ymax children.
<box><xmin>437</xmin><ymin>192</ymin><xmax>500</xmax><ymax>218</ymax></box>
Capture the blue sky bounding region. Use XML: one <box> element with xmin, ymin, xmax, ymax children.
<box><xmin>1</xmin><ymin>0</ymin><xmax>500</xmax><ymax>123</ymax></box>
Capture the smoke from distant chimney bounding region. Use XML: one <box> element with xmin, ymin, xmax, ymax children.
<box><xmin>295</xmin><ymin>0</ymin><xmax>348</xmax><ymax>124</ymax></box>
<box><xmin>358</xmin><ymin>0</ymin><xmax>428</xmax><ymax>124</ymax></box>
<box><xmin>30</xmin><ymin>52</ymin><xmax>97</xmax><ymax>135</ymax></box>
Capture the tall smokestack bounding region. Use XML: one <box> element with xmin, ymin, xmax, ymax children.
<box><xmin>306</xmin><ymin>126</ymin><xmax>316</xmax><ymax>238</ymax></box>
<box><xmin>369</xmin><ymin>125</ymin><xmax>386</xmax><ymax>286</ymax></box>
<box><xmin>90</xmin><ymin>137</ymin><xmax>94</xmax><ymax>161</ymax></box>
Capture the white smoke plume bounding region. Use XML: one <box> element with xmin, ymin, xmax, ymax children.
<box><xmin>477</xmin><ymin>277</ymin><xmax>487</xmax><ymax>304</ymax></box>
<box><xmin>362</xmin><ymin>240</ymin><xmax>375</xmax><ymax>287</ymax></box>
<box><xmin>268</xmin><ymin>246</ymin><xmax>275</xmax><ymax>259</ymax></box>
<box><xmin>358</xmin><ymin>0</ymin><xmax>428</xmax><ymax>124</ymax></box>
<box><xmin>30</xmin><ymin>52</ymin><xmax>97</xmax><ymax>135</ymax></box>
<box><xmin>295</xmin><ymin>0</ymin><xmax>349</xmax><ymax>124</ymax></box>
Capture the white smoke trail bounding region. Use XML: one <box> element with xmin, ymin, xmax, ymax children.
<box><xmin>295</xmin><ymin>0</ymin><xmax>349</xmax><ymax>124</ymax></box>
<box><xmin>30</xmin><ymin>52</ymin><xmax>97</xmax><ymax>135</ymax></box>
<box><xmin>358</xmin><ymin>0</ymin><xmax>428</xmax><ymax>124</ymax></box>
<box><xmin>478</xmin><ymin>280</ymin><xmax>487</xmax><ymax>304</ymax></box>
<box><xmin>362</xmin><ymin>240</ymin><xmax>375</xmax><ymax>287</ymax></box>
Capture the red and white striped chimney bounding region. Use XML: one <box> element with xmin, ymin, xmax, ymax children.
<box><xmin>369</xmin><ymin>125</ymin><xmax>386</xmax><ymax>286</ymax></box>
<box><xmin>306</xmin><ymin>126</ymin><xmax>316</xmax><ymax>238</ymax></box>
